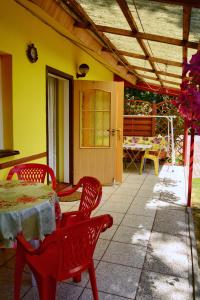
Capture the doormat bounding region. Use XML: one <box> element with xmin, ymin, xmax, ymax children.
<box><xmin>59</xmin><ymin>191</ymin><xmax>81</xmax><ymax>202</ymax></box>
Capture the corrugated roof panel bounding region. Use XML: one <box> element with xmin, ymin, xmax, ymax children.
<box><xmin>160</xmin><ymin>76</ymin><xmax>181</xmax><ymax>84</ymax></box>
<box><xmin>189</xmin><ymin>8</ymin><xmax>200</xmax><ymax>42</ymax></box>
<box><xmin>143</xmin><ymin>78</ymin><xmax>161</xmax><ymax>85</ymax></box>
<box><xmin>104</xmin><ymin>33</ymin><xmax>144</xmax><ymax>54</ymax></box>
<box><xmin>156</xmin><ymin>64</ymin><xmax>182</xmax><ymax>75</ymax></box>
<box><xmin>144</xmin><ymin>40</ymin><xmax>182</xmax><ymax>62</ymax></box>
<box><xmin>76</xmin><ymin>0</ymin><xmax>130</xmax><ymax>30</ymax></box>
<box><xmin>137</xmin><ymin>71</ymin><xmax>157</xmax><ymax>78</ymax></box>
<box><xmin>124</xmin><ymin>56</ymin><xmax>152</xmax><ymax>68</ymax></box>
<box><xmin>127</xmin><ymin>0</ymin><xmax>183</xmax><ymax>39</ymax></box>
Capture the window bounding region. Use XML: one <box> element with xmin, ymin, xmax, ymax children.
<box><xmin>80</xmin><ymin>89</ymin><xmax>111</xmax><ymax>148</ymax></box>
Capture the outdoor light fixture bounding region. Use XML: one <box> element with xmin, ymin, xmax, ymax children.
<box><xmin>76</xmin><ymin>63</ymin><xmax>89</xmax><ymax>78</ymax></box>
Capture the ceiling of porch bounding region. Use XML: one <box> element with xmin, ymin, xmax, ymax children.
<box><xmin>22</xmin><ymin>0</ymin><xmax>200</xmax><ymax>94</ymax></box>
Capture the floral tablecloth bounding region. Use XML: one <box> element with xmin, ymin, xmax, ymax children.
<box><xmin>0</xmin><ymin>180</ymin><xmax>60</xmax><ymax>247</ymax></box>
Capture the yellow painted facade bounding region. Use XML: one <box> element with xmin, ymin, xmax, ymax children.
<box><xmin>0</xmin><ymin>0</ymin><xmax>113</xmax><ymax>179</ymax></box>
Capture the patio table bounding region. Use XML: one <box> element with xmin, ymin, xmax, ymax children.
<box><xmin>0</xmin><ymin>180</ymin><xmax>61</xmax><ymax>247</ymax></box>
<box><xmin>123</xmin><ymin>143</ymin><xmax>152</xmax><ymax>170</ymax></box>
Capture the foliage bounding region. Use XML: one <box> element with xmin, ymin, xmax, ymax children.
<box><xmin>124</xmin><ymin>99</ymin><xmax>152</xmax><ymax>115</ymax></box>
<box><xmin>172</xmin><ymin>50</ymin><xmax>200</xmax><ymax>132</ymax></box>
<box><xmin>125</xmin><ymin>87</ymin><xmax>174</xmax><ymax>103</ymax></box>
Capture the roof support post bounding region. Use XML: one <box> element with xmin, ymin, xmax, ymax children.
<box><xmin>187</xmin><ymin>127</ymin><xmax>195</xmax><ymax>207</ymax></box>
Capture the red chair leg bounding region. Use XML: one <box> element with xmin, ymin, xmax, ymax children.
<box><xmin>73</xmin><ymin>273</ymin><xmax>81</xmax><ymax>282</ymax></box>
<box><xmin>88</xmin><ymin>261</ymin><xmax>99</xmax><ymax>300</ymax></box>
<box><xmin>37</xmin><ymin>276</ymin><xmax>57</xmax><ymax>300</ymax></box>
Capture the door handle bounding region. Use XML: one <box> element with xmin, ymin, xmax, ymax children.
<box><xmin>107</xmin><ymin>129</ymin><xmax>121</xmax><ymax>137</ymax></box>
<box><xmin>107</xmin><ymin>129</ymin><xmax>116</xmax><ymax>136</ymax></box>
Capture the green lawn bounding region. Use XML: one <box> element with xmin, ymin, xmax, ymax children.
<box><xmin>192</xmin><ymin>178</ymin><xmax>200</xmax><ymax>267</ymax></box>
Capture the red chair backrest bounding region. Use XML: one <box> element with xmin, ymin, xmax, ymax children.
<box><xmin>6</xmin><ymin>163</ymin><xmax>56</xmax><ymax>190</ymax></box>
<box><xmin>78</xmin><ymin>177</ymin><xmax>102</xmax><ymax>218</ymax></box>
<box><xmin>20</xmin><ymin>214</ymin><xmax>113</xmax><ymax>281</ymax></box>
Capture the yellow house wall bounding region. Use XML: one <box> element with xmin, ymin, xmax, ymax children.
<box><xmin>0</xmin><ymin>0</ymin><xmax>113</xmax><ymax>179</ymax></box>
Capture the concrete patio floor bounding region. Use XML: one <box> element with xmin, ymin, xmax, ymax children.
<box><xmin>0</xmin><ymin>165</ymin><xmax>198</xmax><ymax>299</ymax></box>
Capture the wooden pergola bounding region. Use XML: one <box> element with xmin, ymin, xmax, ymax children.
<box><xmin>19</xmin><ymin>0</ymin><xmax>200</xmax><ymax>95</ymax></box>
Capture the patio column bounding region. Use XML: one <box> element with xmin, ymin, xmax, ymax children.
<box><xmin>183</xmin><ymin>120</ymin><xmax>188</xmax><ymax>166</ymax></box>
<box><xmin>187</xmin><ymin>127</ymin><xmax>195</xmax><ymax>207</ymax></box>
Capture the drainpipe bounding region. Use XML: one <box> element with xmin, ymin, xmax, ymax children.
<box><xmin>187</xmin><ymin>127</ymin><xmax>195</xmax><ymax>207</ymax></box>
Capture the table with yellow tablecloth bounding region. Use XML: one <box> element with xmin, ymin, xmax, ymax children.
<box><xmin>0</xmin><ymin>180</ymin><xmax>60</xmax><ymax>247</ymax></box>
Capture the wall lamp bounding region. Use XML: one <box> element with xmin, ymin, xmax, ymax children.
<box><xmin>76</xmin><ymin>63</ymin><xmax>90</xmax><ymax>78</ymax></box>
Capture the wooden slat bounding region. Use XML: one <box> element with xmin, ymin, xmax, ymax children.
<box><xmin>115</xmin><ymin>50</ymin><xmax>183</xmax><ymax>67</ymax></box>
<box><xmin>123</xmin><ymin>116</ymin><xmax>154</xmax><ymax>137</ymax></box>
<box><xmin>116</xmin><ymin>0</ymin><xmax>164</xmax><ymax>86</ymax></box>
<box><xmin>182</xmin><ymin>6</ymin><xmax>191</xmax><ymax>67</ymax></box>
<box><xmin>0</xmin><ymin>152</ymin><xmax>47</xmax><ymax>170</ymax></box>
<box><xmin>96</xmin><ymin>25</ymin><xmax>198</xmax><ymax>49</ymax></box>
<box><xmin>151</xmin><ymin>0</ymin><xmax>200</xmax><ymax>8</ymax></box>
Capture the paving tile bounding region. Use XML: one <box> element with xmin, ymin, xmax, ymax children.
<box><xmin>80</xmin><ymin>288</ymin><xmax>129</xmax><ymax>299</ymax></box>
<box><xmin>0</xmin><ymin>248</ymin><xmax>16</xmax><ymax>266</ymax></box>
<box><xmin>100</xmin><ymin>202</ymin><xmax>130</xmax><ymax>213</ymax></box>
<box><xmin>59</xmin><ymin>202</ymin><xmax>76</xmax><ymax>213</ymax></box>
<box><xmin>121</xmin><ymin>182</ymin><xmax>142</xmax><ymax>189</ymax></box>
<box><xmin>121</xmin><ymin>214</ymin><xmax>155</xmax><ymax>230</ymax></box>
<box><xmin>133</xmin><ymin>195</ymin><xmax>160</xmax><ymax>203</ymax></box>
<box><xmin>124</xmin><ymin>177</ymin><xmax>145</xmax><ymax>185</ymax></box>
<box><xmin>58</xmin><ymin>282</ymin><xmax>84</xmax><ymax>299</ymax></box>
<box><xmin>102</xmin><ymin>193</ymin><xmax>111</xmax><ymax>201</ymax></box>
<box><xmin>127</xmin><ymin>204</ymin><xmax>156</xmax><ymax>217</ymax></box>
<box><xmin>160</xmin><ymin>192</ymin><xmax>187</xmax><ymax>207</ymax></box>
<box><xmin>94</xmin><ymin>210</ymin><xmax>125</xmax><ymax>225</ymax></box>
<box><xmin>137</xmin><ymin>190</ymin><xmax>160</xmax><ymax>198</ymax></box>
<box><xmin>88</xmin><ymin>261</ymin><xmax>141</xmax><ymax>299</ymax></box>
<box><xmin>94</xmin><ymin>239</ymin><xmax>110</xmax><ymax>260</ymax></box>
<box><xmin>136</xmin><ymin>271</ymin><xmax>191</xmax><ymax>300</ymax></box>
<box><xmin>69</xmin><ymin>203</ymin><xmax>80</xmax><ymax>211</ymax></box>
<box><xmin>113</xmin><ymin>225</ymin><xmax>151</xmax><ymax>247</ymax></box>
<box><xmin>144</xmin><ymin>232</ymin><xmax>190</xmax><ymax>278</ymax></box>
<box><xmin>114</xmin><ymin>186</ymin><xmax>137</xmax><ymax>196</ymax></box>
<box><xmin>0</xmin><ymin>267</ymin><xmax>31</xmax><ymax>299</ymax></box>
<box><xmin>102</xmin><ymin>186</ymin><xmax>118</xmax><ymax>194</ymax></box>
<box><xmin>153</xmin><ymin>209</ymin><xmax>188</xmax><ymax>236</ymax></box>
<box><xmin>108</xmin><ymin>194</ymin><xmax>133</xmax><ymax>204</ymax></box>
<box><xmin>156</xmin><ymin>199</ymin><xmax>186</xmax><ymax>210</ymax></box>
<box><xmin>102</xmin><ymin>241</ymin><xmax>146</xmax><ymax>268</ymax></box>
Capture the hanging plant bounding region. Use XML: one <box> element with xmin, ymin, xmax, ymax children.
<box><xmin>172</xmin><ymin>50</ymin><xmax>200</xmax><ymax>133</ymax></box>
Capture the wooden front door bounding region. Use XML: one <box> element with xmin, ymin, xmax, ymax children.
<box><xmin>73</xmin><ymin>80</ymin><xmax>123</xmax><ymax>185</ymax></box>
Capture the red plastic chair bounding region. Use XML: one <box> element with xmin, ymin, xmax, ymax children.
<box><xmin>14</xmin><ymin>214</ymin><xmax>113</xmax><ymax>300</ymax></box>
<box><xmin>6</xmin><ymin>163</ymin><xmax>56</xmax><ymax>191</ymax></box>
<box><xmin>57</xmin><ymin>176</ymin><xmax>102</xmax><ymax>227</ymax></box>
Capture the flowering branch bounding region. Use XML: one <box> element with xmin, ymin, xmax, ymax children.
<box><xmin>172</xmin><ymin>50</ymin><xmax>200</xmax><ymax>132</ymax></box>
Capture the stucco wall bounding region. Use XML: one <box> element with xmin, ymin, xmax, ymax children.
<box><xmin>0</xmin><ymin>0</ymin><xmax>113</xmax><ymax>178</ymax></box>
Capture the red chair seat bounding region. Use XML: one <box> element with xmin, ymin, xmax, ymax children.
<box><xmin>14</xmin><ymin>214</ymin><xmax>113</xmax><ymax>300</ymax></box>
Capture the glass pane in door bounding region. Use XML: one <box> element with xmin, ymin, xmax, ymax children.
<box><xmin>80</xmin><ymin>89</ymin><xmax>111</xmax><ymax>148</ymax></box>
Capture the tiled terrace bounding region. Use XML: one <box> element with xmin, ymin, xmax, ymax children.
<box><xmin>0</xmin><ymin>165</ymin><xmax>196</xmax><ymax>299</ymax></box>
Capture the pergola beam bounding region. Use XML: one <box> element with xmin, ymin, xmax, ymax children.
<box><xmin>96</xmin><ymin>25</ymin><xmax>198</xmax><ymax>49</ymax></box>
<box><xmin>116</xmin><ymin>0</ymin><xmax>164</xmax><ymax>86</ymax></box>
<box><xmin>111</xmin><ymin>49</ymin><xmax>182</xmax><ymax>67</ymax></box>
<box><xmin>183</xmin><ymin>6</ymin><xmax>191</xmax><ymax>63</ymax></box>
<box><xmin>151</xmin><ymin>0</ymin><xmax>200</xmax><ymax>8</ymax></box>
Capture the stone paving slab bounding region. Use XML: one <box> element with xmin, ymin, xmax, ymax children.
<box><xmin>136</xmin><ymin>270</ymin><xmax>191</xmax><ymax>300</ymax></box>
<box><xmin>0</xmin><ymin>165</ymin><xmax>197</xmax><ymax>299</ymax></box>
